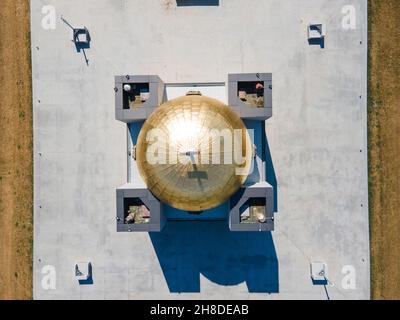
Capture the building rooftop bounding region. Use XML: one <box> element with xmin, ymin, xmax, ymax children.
<box><xmin>31</xmin><ymin>0</ymin><xmax>369</xmax><ymax>299</ymax></box>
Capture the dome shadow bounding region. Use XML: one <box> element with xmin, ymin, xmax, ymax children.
<box><xmin>149</xmin><ymin>221</ymin><xmax>278</xmax><ymax>293</ymax></box>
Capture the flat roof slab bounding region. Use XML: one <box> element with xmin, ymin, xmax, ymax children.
<box><xmin>31</xmin><ymin>0</ymin><xmax>369</xmax><ymax>299</ymax></box>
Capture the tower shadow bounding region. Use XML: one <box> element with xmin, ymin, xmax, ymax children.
<box><xmin>177</xmin><ymin>0</ymin><xmax>219</xmax><ymax>6</ymax></box>
<box><xmin>149</xmin><ymin>221</ymin><xmax>279</xmax><ymax>293</ymax></box>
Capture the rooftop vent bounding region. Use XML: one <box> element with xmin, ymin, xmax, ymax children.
<box><xmin>186</xmin><ymin>90</ymin><xmax>202</xmax><ymax>96</ymax></box>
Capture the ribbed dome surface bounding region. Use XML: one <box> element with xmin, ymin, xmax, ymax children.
<box><xmin>136</xmin><ymin>94</ymin><xmax>252</xmax><ymax>211</ymax></box>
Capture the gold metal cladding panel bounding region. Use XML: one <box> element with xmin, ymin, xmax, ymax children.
<box><xmin>136</xmin><ymin>95</ymin><xmax>252</xmax><ymax>212</ymax></box>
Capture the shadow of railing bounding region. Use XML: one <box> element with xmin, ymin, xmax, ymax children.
<box><xmin>149</xmin><ymin>221</ymin><xmax>279</xmax><ymax>293</ymax></box>
<box><xmin>61</xmin><ymin>16</ymin><xmax>91</xmax><ymax>66</ymax></box>
<box><xmin>177</xmin><ymin>0</ymin><xmax>219</xmax><ymax>6</ymax></box>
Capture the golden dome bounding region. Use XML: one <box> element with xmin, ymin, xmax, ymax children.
<box><xmin>136</xmin><ymin>94</ymin><xmax>252</xmax><ymax>211</ymax></box>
